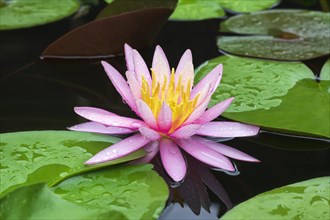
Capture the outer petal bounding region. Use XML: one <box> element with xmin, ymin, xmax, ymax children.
<box><xmin>191</xmin><ymin>64</ymin><xmax>223</xmax><ymax>98</ymax></box>
<box><xmin>126</xmin><ymin>71</ymin><xmax>141</xmax><ymax>100</ymax></box>
<box><xmin>124</xmin><ymin>44</ymin><xmax>134</xmax><ymax>72</ymax></box>
<box><xmin>101</xmin><ymin>61</ymin><xmax>137</xmax><ymax>112</ymax></box>
<box><xmin>170</xmin><ymin>124</ymin><xmax>201</xmax><ymax>139</ymax></box>
<box><xmin>133</xmin><ymin>49</ymin><xmax>152</xmax><ymax>86</ymax></box>
<box><xmin>68</xmin><ymin>122</ymin><xmax>135</xmax><ymax>134</ymax></box>
<box><xmin>74</xmin><ymin>107</ymin><xmax>143</xmax><ymax>129</ymax></box>
<box><xmin>157</xmin><ymin>102</ymin><xmax>172</xmax><ymax>132</ymax></box>
<box><xmin>175</xmin><ymin>137</ymin><xmax>234</xmax><ymax>171</ymax></box>
<box><xmin>85</xmin><ymin>133</ymin><xmax>151</xmax><ymax>164</ymax></box>
<box><xmin>136</xmin><ymin>100</ymin><xmax>158</xmax><ymax>129</ymax></box>
<box><xmin>139</xmin><ymin>127</ymin><xmax>161</xmax><ymax>141</ymax></box>
<box><xmin>195</xmin><ymin>97</ymin><xmax>235</xmax><ymax>124</ymax></box>
<box><xmin>195</xmin><ymin>136</ymin><xmax>260</xmax><ymax>162</ymax></box>
<box><xmin>130</xmin><ymin>141</ymin><xmax>160</xmax><ymax>164</ymax></box>
<box><xmin>196</xmin><ymin>122</ymin><xmax>260</xmax><ymax>137</ymax></box>
<box><xmin>175</xmin><ymin>49</ymin><xmax>194</xmax><ymax>90</ymax></box>
<box><xmin>160</xmin><ymin>138</ymin><xmax>187</xmax><ymax>182</ymax></box>
<box><xmin>152</xmin><ymin>45</ymin><xmax>171</xmax><ymax>86</ymax></box>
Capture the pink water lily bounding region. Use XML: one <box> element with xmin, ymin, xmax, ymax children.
<box><xmin>69</xmin><ymin>44</ymin><xmax>260</xmax><ymax>182</ymax></box>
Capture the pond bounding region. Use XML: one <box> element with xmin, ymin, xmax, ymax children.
<box><xmin>1</xmin><ymin>0</ymin><xmax>329</xmax><ymax>219</ymax></box>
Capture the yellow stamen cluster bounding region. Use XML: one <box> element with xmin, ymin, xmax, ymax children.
<box><xmin>141</xmin><ymin>69</ymin><xmax>199</xmax><ymax>133</ymax></box>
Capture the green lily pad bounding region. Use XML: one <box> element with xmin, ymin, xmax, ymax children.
<box><xmin>218</xmin><ymin>10</ymin><xmax>330</xmax><ymax>61</ymax></box>
<box><xmin>218</xmin><ymin>0</ymin><xmax>279</xmax><ymax>13</ymax></box>
<box><xmin>0</xmin><ymin>0</ymin><xmax>80</xmax><ymax>30</ymax></box>
<box><xmin>53</xmin><ymin>164</ymin><xmax>169</xmax><ymax>220</ymax></box>
<box><xmin>0</xmin><ymin>130</ymin><xmax>146</xmax><ymax>196</ymax></box>
<box><xmin>320</xmin><ymin>59</ymin><xmax>330</xmax><ymax>80</ymax></box>
<box><xmin>0</xmin><ymin>183</ymin><xmax>127</xmax><ymax>219</ymax></box>
<box><xmin>170</xmin><ymin>0</ymin><xmax>279</xmax><ymax>21</ymax></box>
<box><xmin>221</xmin><ymin>177</ymin><xmax>330</xmax><ymax>219</ymax></box>
<box><xmin>195</xmin><ymin>55</ymin><xmax>330</xmax><ymax>138</ymax></box>
<box><xmin>170</xmin><ymin>0</ymin><xmax>225</xmax><ymax>21</ymax></box>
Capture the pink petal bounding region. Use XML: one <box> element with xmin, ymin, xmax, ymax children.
<box><xmin>133</xmin><ymin>49</ymin><xmax>152</xmax><ymax>86</ymax></box>
<box><xmin>74</xmin><ymin>107</ymin><xmax>143</xmax><ymax>129</ymax></box>
<box><xmin>139</xmin><ymin>127</ymin><xmax>161</xmax><ymax>141</ymax></box>
<box><xmin>85</xmin><ymin>133</ymin><xmax>151</xmax><ymax>165</ymax></box>
<box><xmin>170</xmin><ymin>124</ymin><xmax>201</xmax><ymax>139</ymax></box>
<box><xmin>195</xmin><ymin>136</ymin><xmax>260</xmax><ymax>162</ymax></box>
<box><xmin>124</xmin><ymin>44</ymin><xmax>134</xmax><ymax>72</ymax></box>
<box><xmin>130</xmin><ymin>141</ymin><xmax>160</xmax><ymax>164</ymax></box>
<box><xmin>195</xmin><ymin>97</ymin><xmax>235</xmax><ymax>124</ymax></box>
<box><xmin>195</xmin><ymin>81</ymin><xmax>212</xmax><ymax>107</ymax></box>
<box><xmin>152</xmin><ymin>45</ymin><xmax>171</xmax><ymax>86</ymax></box>
<box><xmin>160</xmin><ymin>138</ymin><xmax>187</xmax><ymax>182</ymax></box>
<box><xmin>68</xmin><ymin>122</ymin><xmax>135</xmax><ymax>134</ymax></box>
<box><xmin>175</xmin><ymin>49</ymin><xmax>194</xmax><ymax>90</ymax></box>
<box><xmin>183</xmin><ymin>97</ymin><xmax>210</xmax><ymax>126</ymax></box>
<box><xmin>157</xmin><ymin>102</ymin><xmax>172</xmax><ymax>132</ymax></box>
<box><xmin>196</xmin><ymin>122</ymin><xmax>260</xmax><ymax>137</ymax></box>
<box><xmin>126</xmin><ymin>71</ymin><xmax>141</xmax><ymax>100</ymax></box>
<box><xmin>136</xmin><ymin>100</ymin><xmax>158</xmax><ymax>129</ymax></box>
<box><xmin>192</xmin><ymin>64</ymin><xmax>223</xmax><ymax>98</ymax></box>
<box><xmin>175</xmin><ymin>137</ymin><xmax>234</xmax><ymax>171</ymax></box>
<box><xmin>101</xmin><ymin>61</ymin><xmax>137</xmax><ymax>112</ymax></box>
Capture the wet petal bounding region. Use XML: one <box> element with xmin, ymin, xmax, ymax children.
<box><xmin>192</xmin><ymin>64</ymin><xmax>223</xmax><ymax>98</ymax></box>
<box><xmin>124</xmin><ymin>43</ymin><xmax>134</xmax><ymax>72</ymax></box>
<box><xmin>133</xmin><ymin>49</ymin><xmax>152</xmax><ymax>86</ymax></box>
<box><xmin>130</xmin><ymin>141</ymin><xmax>160</xmax><ymax>164</ymax></box>
<box><xmin>175</xmin><ymin>137</ymin><xmax>234</xmax><ymax>171</ymax></box>
<box><xmin>175</xmin><ymin>49</ymin><xmax>194</xmax><ymax>90</ymax></box>
<box><xmin>195</xmin><ymin>97</ymin><xmax>235</xmax><ymax>124</ymax></box>
<box><xmin>157</xmin><ymin>102</ymin><xmax>172</xmax><ymax>132</ymax></box>
<box><xmin>126</xmin><ymin>71</ymin><xmax>141</xmax><ymax>100</ymax></box>
<box><xmin>68</xmin><ymin>122</ymin><xmax>135</xmax><ymax>134</ymax></box>
<box><xmin>74</xmin><ymin>107</ymin><xmax>143</xmax><ymax>129</ymax></box>
<box><xmin>152</xmin><ymin>45</ymin><xmax>171</xmax><ymax>85</ymax></box>
<box><xmin>170</xmin><ymin>124</ymin><xmax>201</xmax><ymax>139</ymax></box>
<box><xmin>101</xmin><ymin>61</ymin><xmax>137</xmax><ymax>112</ymax></box>
<box><xmin>196</xmin><ymin>122</ymin><xmax>260</xmax><ymax>137</ymax></box>
<box><xmin>195</xmin><ymin>136</ymin><xmax>260</xmax><ymax>162</ymax></box>
<box><xmin>136</xmin><ymin>99</ymin><xmax>158</xmax><ymax>129</ymax></box>
<box><xmin>85</xmin><ymin>133</ymin><xmax>151</xmax><ymax>164</ymax></box>
<box><xmin>183</xmin><ymin>97</ymin><xmax>210</xmax><ymax>125</ymax></box>
<box><xmin>139</xmin><ymin>127</ymin><xmax>161</xmax><ymax>141</ymax></box>
<box><xmin>160</xmin><ymin>138</ymin><xmax>187</xmax><ymax>182</ymax></box>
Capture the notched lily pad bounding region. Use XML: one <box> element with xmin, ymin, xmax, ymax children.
<box><xmin>41</xmin><ymin>7</ymin><xmax>173</xmax><ymax>58</ymax></box>
<box><xmin>195</xmin><ymin>55</ymin><xmax>330</xmax><ymax>138</ymax></box>
<box><xmin>0</xmin><ymin>183</ymin><xmax>127</xmax><ymax>219</ymax></box>
<box><xmin>221</xmin><ymin>177</ymin><xmax>330</xmax><ymax>220</ymax></box>
<box><xmin>0</xmin><ymin>130</ymin><xmax>146</xmax><ymax>196</ymax></box>
<box><xmin>53</xmin><ymin>164</ymin><xmax>169</xmax><ymax>220</ymax></box>
<box><xmin>218</xmin><ymin>10</ymin><xmax>330</xmax><ymax>61</ymax></box>
<box><xmin>0</xmin><ymin>0</ymin><xmax>80</xmax><ymax>30</ymax></box>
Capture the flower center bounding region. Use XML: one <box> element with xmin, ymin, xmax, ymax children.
<box><xmin>141</xmin><ymin>69</ymin><xmax>199</xmax><ymax>132</ymax></box>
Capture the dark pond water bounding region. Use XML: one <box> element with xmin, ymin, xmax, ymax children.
<box><xmin>1</xmin><ymin>0</ymin><xmax>329</xmax><ymax>219</ymax></box>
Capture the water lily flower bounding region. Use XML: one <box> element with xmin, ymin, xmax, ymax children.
<box><xmin>69</xmin><ymin>44</ymin><xmax>260</xmax><ymax>182</ymax></box>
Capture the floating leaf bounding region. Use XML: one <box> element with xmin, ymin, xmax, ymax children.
<box><xmin>218</xmin><ymin>10</ymin><xmax>330</xmax><ymax>61</ymax></box>
<box><xmin>0</xmin><ymin>0</ymin><xmax>80</xmax><ymax>30</ymax></box>
<box><xmin>170</xmin><ymin>0</ymin><xmax>225</xmax><ymax>21</ymax></box>
<box><xmin>0</xmin><ymin>130</ymin><xmax>146</xmax><ymax>196</ymax></box>
<box><xmin>41</xmin><ymin>7</ymin><xmax>173</xmax><ymax>58</ymax></box>
<box><xmin>0</xmin><ymin>183</ymin><xmax>127</xmax><ymax>219</ymax></box>
<box><xmin>53</xmin><ymin>164</ymin><xmax>169</xmax><ymax>220</ymax></box>
<box><xmin>195</xmin><ymin>55</ymin><xmax>330</xmax><ymax>138</ymax></box>
<box><xmin>217</xmin><ymin>0</ymin><xmax>279</xmax><ymax>13</ymax></box>
<box><xmin>98</xmin><ymin>0</ymin><xmax>177</xmax><ymax>19</ymax></box>
<box><xmin>221</xmin><ymin>177</ymin><xmax>330</xmax><ymax>219</ymax></box>
<box><xmin>170</xmin><ymin>0</ymin><xmax>279</xmax><ymax>21</ymax></box>
<box><xmin>320</xmin><ymin>59</ymin><xmax>330</xmax><ymax>80</ymax></box>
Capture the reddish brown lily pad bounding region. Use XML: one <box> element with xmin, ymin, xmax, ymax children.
<box><xmin>41</xmin><ymin>8</ymin><xmax>173</xmax><ymax>59</ymax></box>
